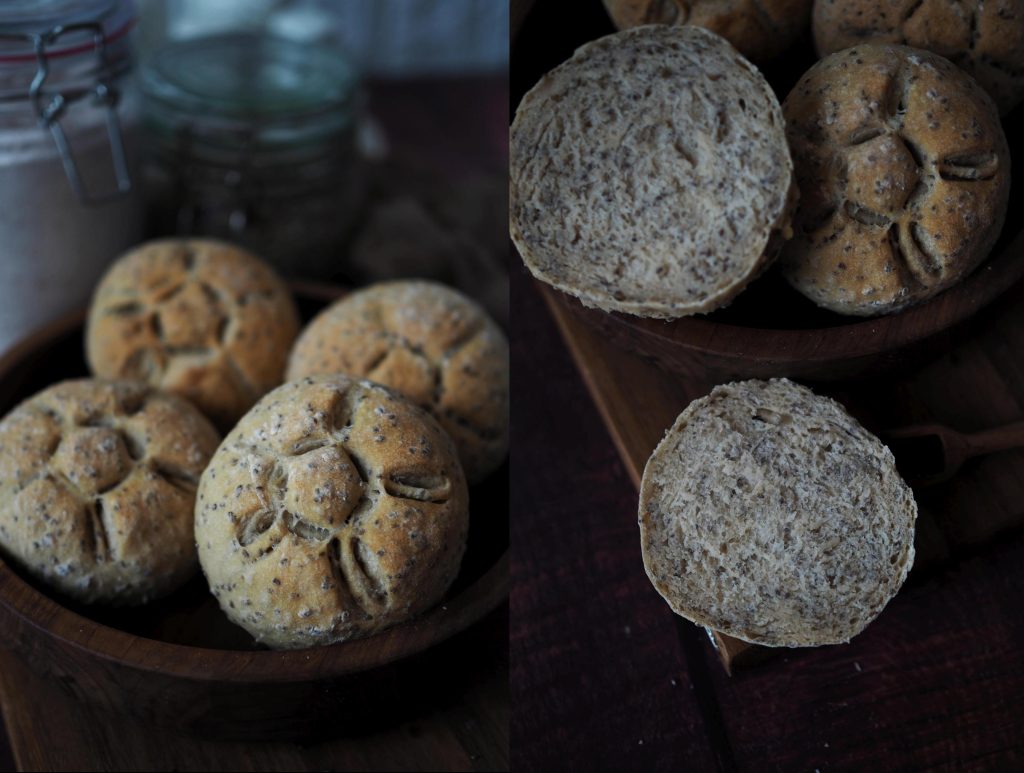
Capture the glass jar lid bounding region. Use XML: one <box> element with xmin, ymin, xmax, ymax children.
<box><xmin>141</xmin><ymin>32</ymin><xmax>360</xmax><ymax>150</ymax></box>
<box><xmin>0</xmin><ymin>0</ymin><xmax>137</xmax><ymax>204</ymax></box>
<box><xmin>0</xmin><ymin>0</ymin><xmax>135</xmax><ymax>64</ymax></box>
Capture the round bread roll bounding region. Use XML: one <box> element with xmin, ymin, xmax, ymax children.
<box><xmin>813</xmin><ymin>0</ymin><xmax>1024</xmax><ymax>115</ymax></box>
<box><xmin>780</xmin><ymin>45</ymin><xmax>1010</xmax><ymax>316</ymax></box>
<box><xmin>510</xmin><ymin>25</ymin><xmax>797</xmax><ymax>319</ymax></box>
<box><xmin>286</xmin><ymin>280</ymin><xmax>508</xmax><ymax>484</ymax></box>
<box><xmin>86</xmin><ymin>238</ymin><xmax>300</xmax><ymax>429</ymax></box>
<box><xmin>195</xmin><ymin>375</ymin><xmax>469</xmax><ymax>649</ymax></box>
<box><xmin>0</xmin><ymin>379</ymin><xmax>220</xmax><ymax>605</ymax></box>
<box><xmin>639</xmin><ymin>378</ymin><xmax>917</xmax><ymax>647</ymax></box>
<box><xmin>602</xmin><ymin>0</ymin><xmax>813</xmax><ymax>63</ymax></box>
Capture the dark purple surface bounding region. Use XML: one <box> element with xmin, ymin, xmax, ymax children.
<box><xmin>509</xmin><ymin>261</ymin><xmax>1024</xmax><ymax>771</ymax></box>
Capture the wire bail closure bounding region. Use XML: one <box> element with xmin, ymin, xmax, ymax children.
<box><xmin>6</xmin><ymin>20</ymin><xmax>133</xmax><ymax>205</ymax></box>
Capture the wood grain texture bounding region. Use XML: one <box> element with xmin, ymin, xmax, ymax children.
<box><xmin>511</xmin><ymin>260</ymin><xmax>1024</xmax><ymax>770</ymax></box>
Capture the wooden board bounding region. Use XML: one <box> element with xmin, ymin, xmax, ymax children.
<box><xmin>540</xmin><ymin>280</ymin><xmax>1024</xmax><ymax>673</ymax></box>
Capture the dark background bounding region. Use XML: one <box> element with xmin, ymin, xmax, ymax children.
<box><xmin>511</xmin><ymin>2</ymin><xmax>1024</xmax><ymax>771</ymax></box>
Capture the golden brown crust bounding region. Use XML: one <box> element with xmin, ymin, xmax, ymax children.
<box><xmin>195</xmin><ymin>375</ymin><xmax>469</xmax><ymax>649</ymax></box>
<box><xmin>813</xmin><ymin>0</ymin><xmax>1024</xmax><ymax>115</ymax></box>
<box><xmin>780</xmin><ymin>44</ymin><xmax>1010</xmax><ymax>316</ymax></box>
<box><xmin>86</xmin><ymin>239</ymin><xmax>300</xmax><ymax>429</ymax></box>
<box><xmin>602</xmin><ymin>0</ymin><xmax>814</xmax><ymax>62</ymax></box>
<box><xmin>286</xmin><ymin>281</ymin><xmax>508</xmax><ymax>484</ymax></box>
<box><xmin>0</xmin><ymin>379</ymin><xmax>220</xmax><ymax>605</ymax></box>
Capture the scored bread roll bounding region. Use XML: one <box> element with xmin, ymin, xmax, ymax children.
<box><xmin>510</xmin><ymin>25</ymin><xmax>796</xmax><ymax>319</ymax></box>
<box><xmin>639</xmin><ymin>378</ymin><xmax>917</xmax><ymax>647</ymax></box>
<box><xmin>86</xmin><ymin>238</ymin><xmax>300</xmax><ymax>429</ymax></box>
<box><xmin>813</xmin><ymin>0</ymin><xmax>1024</xmax><ymax>115</ymax></box>
<box><xmin>602</xmin><ymin>0</ymin><xmax>814</xmax><ymax>64</ymax></box>
<box><xmin>780</xmin><ymin>44</ymin><xmax>1010</xmax><ymax>316</ymax></box>
<box><xmin>286</xmin><ymin>280</ymin><xmax>509</xmax><ymax>485</ymax></box>
<box><xmin>0</xmin><ymin>379</ymin><xmax>219</xmax><ymax>605</ymax></box>
<box><xmin>195</xmin><ymin>375</ymin><xmax>469</xmax><ymax>649</ymax></box>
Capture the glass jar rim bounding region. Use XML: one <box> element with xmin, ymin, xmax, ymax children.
<box><xmin>141</xmin><ymin>32</ymin><xmax>359</xmax><ymax>127</ymax></box>
<box><xmin>0</xmin><ymin>0</ymin><xmax>136</xmax><ymax>64</ymax></box>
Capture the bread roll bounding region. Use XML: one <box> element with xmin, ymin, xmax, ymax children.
<box><xmin>639</xmin><ymin>378</ymin><xmax>916</xmax><ymax>647</ymax></box>
<box><xmin>0</xmin><ymin>379</ymin><xmax>219</xmax><ymax>604</ymax></box>
<box><xmin>780</xmin><ymin>44</ymin><xmax>1010</xmax><ymax>316</ymax></box>
<box><xmin>602</xmin><ymin>0</ymin><xmax>813</xmax><ymax>63</ymax></box>
<box><xmin>195</xmin><ymin>375</ymin><xmax>469</xmax><ymax>649</ymax></box>
<box><xmin>287</xmin><ymin>280</ymin><xmax>508</xmax><ymax>484</ymax></box>
<box><xmin>813</xmin><ymin>0</ymin><xmax>1024</xmax><ymax>115</ymax></box>
<box><xmin>86</xmin><ymin>238</ymin><xmax>300</xmax><ymax>429</ymax></box>
<box><xmin>510</xmin><ymin>25</ymin><xmax>796</xmax><ymax>319</ymax></box>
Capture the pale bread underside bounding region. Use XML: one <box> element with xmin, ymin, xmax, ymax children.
<box><xmin>639</xmin><ymin>378</ymin><xmax>917</xmax><ymax>647</ymax></box>
<box><xmin>510</xmin><ymin>25</ymin><xmax>795</xmax><ymax>318</ymax></box>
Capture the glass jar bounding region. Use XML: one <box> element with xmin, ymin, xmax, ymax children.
<box><xmin>139</xmin><ymin>32</ymin><xmax>364</xmax><ymax>280</ymax></box>
<box><xmin>0</xmin><ymin>0</ymin><xmax>144</xmax><ymax>354</ymax></box>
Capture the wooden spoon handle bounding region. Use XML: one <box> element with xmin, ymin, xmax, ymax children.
<box><xmin>963</xmin><ymin>421</ymin><xmax>1024</xmax><ymax>458</ymax></box>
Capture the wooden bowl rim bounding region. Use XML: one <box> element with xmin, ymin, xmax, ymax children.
<box><xmin>577</xmin><ymin>225</ymin><xmax>1024</xmax><ymax>365</ymax></box>
<box><xmin>0</xmin><ymin>290</ymin><xmax>509</xmax><ymax>684</ymax></box>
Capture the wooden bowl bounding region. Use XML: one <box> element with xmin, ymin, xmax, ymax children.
<box><xmin>513</xmin><ymin>2</ymin><xmax>1024</xmax><ymax>382</ymax></box>
<box><xmin>0</xmin><ymin>284</ymin><xmax>509</xmax><ymax>742</ymax></box>
<box><xmin>553</xmin><ymin>228</ymin><xmax>1024</xmax><ymax>382</ymax></box>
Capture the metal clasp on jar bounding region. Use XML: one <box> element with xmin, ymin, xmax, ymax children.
<box><xmin>0</xmin><ymin>20</ymin><xmax>133</xmax><ymax>205</ymax></box>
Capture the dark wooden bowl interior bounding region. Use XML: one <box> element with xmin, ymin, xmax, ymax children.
<box><xmin>513</xmin><ymin>3</ymin><xmax>1024</xmax><ymax>381</ymax></box>
<box><xmin>0</xmin><ymin>283</ymin><xmax>508</xmax><ymax>740</ymax></box>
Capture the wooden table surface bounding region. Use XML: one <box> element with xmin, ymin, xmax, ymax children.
<box><xmin>510</xmin><ymin>263</ymin><xmax>1024</xmax><ymax>771</ymax></box>
<box><xmin>0</xmin><ymin>75</ymin><xmax>509</xmax><ymax>773</ymax></box>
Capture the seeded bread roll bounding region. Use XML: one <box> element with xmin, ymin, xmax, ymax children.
<box><xmin>780</xmin><ymin>45</ymin><xmax>1010</xmax><ymax>316</ymax></box>
<box><xmin>286</xmin><ymin>281</ymin><xmax>509</xmax><ymax>484</ymax></box>
<box><xmin>195</xmin><ymin>375</ymin><xmax>469</xmax><ymax>649</ymax></box>
<box><xmin>0</xmin><ymin>379</ymin><xmax>220</xmax><ymax>605</ymax></box>
<box><xmin>602</xmin><ymin>0</ymin><xmax>814</xmax><ymax>63</ymax></box>
<box><xmin>639</xmin><ymin>378</ymin><xmax>916</xmax><ymax>647</ymax></box>
<box><xmin>86</xmin><ymin>238</ymin><xmax>301</xmax><ymax>429</ymax></box>
<box><xmin>510</xmin><ymin>25</ymin><xmax>797</xmax><ymax>319</ymax></box>
<box><xmin>813</xmin><ymin>0</ymin><xmax>1024</xmax><ymax>115</ymax></box>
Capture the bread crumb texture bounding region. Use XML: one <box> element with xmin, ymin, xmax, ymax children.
<box><xmin>86</xmin><ymin>238</ymin><xmax>300</xmax><ymax>429</ymax></box>
<box><xmin>781</xmin><ymin>44</ymin><xmax>1010</xmax><ymax>316</ymax></box>
<box><xmin>602</xmin><ymin>0</ymin><xmax>814</xmax><ymax>63</ymax></box>
<box><xmin>813</xmin><ymin>0</ymin><xmax>1024</xmax><ymax>114</ymax></box>
<box><xmin>287</xmin><ymin>280</ymin><xmax>508</xmax><ymax>484</ymax></box>
<box><xmin>510</xmin><ymin>25</ymin><xmax>796</xmax><ymax>318</ymax></box>
<box><xmin>0</xmin><ymin>379</ymin><xmax>220</xmax><ymax>605</ymax></box>
<box><xmin>195</xmin><ymin>374</ymin><xmax>469</xmax><ymax>649</ymax></box>
<box><xmin>639</xmin><ymin>378</ymin><xmax>917</xmax><ymax>647</ymax></box>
